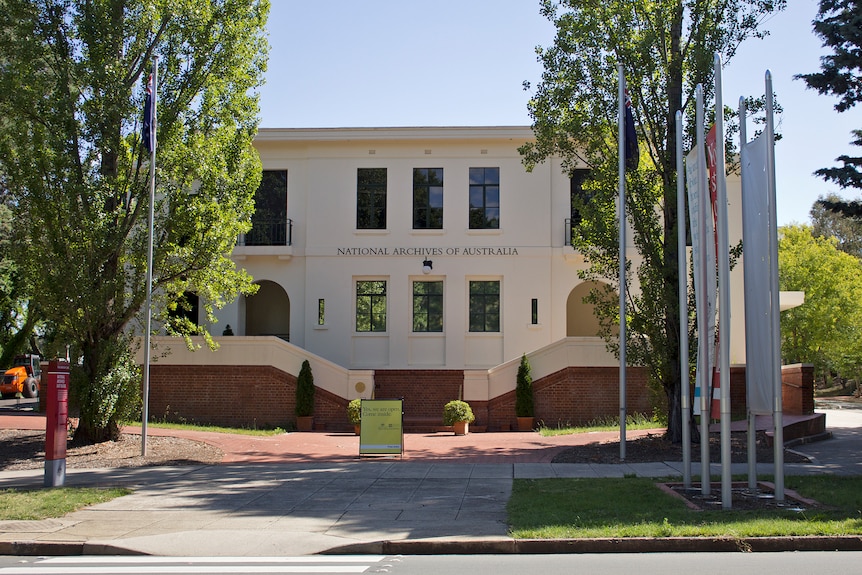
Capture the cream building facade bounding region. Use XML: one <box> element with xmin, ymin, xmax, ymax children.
<box><xmin>215</xmin><ymin>126</ymin><xmax>621</xmax><ymax>372</ymax></box>
<box><xmin>148</xmin><ymin>125</ymin><xmax>785</xmax><ymax>430</ymax></box>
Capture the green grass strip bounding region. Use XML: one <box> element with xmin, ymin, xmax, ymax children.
<box><xmin>0</xmin><ymin>487</ymin><xmax>131</xmax><ymax>520</ymax></box>
<box><xmin>508</xmin><ymin>476</ymin><xmax>862</xmax><ymax>538</ymax></box>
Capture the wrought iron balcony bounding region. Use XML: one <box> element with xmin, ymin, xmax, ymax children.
<box><xmin>238</xmin><ymin>218</ymin><xmax>293</xmax><ymax>247</ymax></box>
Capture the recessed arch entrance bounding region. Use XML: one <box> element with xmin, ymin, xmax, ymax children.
<box><xmin>245</xmin><ymin>280</ymin><xmax>290</xmax><ymax>341</ymax></box>
<box><xmin>566</xmin><ymin>281</ymin><xmax>618</xmax><ymax>337</ymax></box>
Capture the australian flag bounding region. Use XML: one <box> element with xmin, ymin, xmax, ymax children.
<box><xmin>142</xmin><ymin>74</ymin><xmax>154</xmax><ymax>153</ymax></box>
<box><xmin>624</xmin><ymin>89</ymin><xmax>638</xmax><ymax>170</ymax></box>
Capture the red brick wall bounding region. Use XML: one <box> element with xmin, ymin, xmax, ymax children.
<box><xmin>372</xmin><ymin>370</ymin><xmax>466</xmax><ymax>427</ymax></box>
<box><xmin>149</xmin><ymin>365</ymin><xmax>295</xmax><ymax>429</ymax></box>
<box><xmin>148</xmin><ymin>362</ymin><xmax>814</xmax><ymax>432</ymax></box>
<box><xmin>715</xmin><ymin>364</ymin><xmax>814</xmax><ymax>417</ymax></box>
<box><xmin>488</xmin><ymin>366</ymin><xmax>653</xmax><ymax>431</ymax></box>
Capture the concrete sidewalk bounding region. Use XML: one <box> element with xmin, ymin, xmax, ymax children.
<box><xmin>0</xmin><ymin>406</ymin><xmax>860</xmax><ymax>556</ymax></box>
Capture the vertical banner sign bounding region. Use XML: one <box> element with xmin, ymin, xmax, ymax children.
<box><xmin>44</xmin><ymin>360</ymin><xmax>70</xmax><ymax>487</ymax></box>
<box><xmin>705</xmin><ymin>126</ymin><xmax>721</xmax><ymax>420</ymax></box>
<box><xmin>741</xmin><ymin>134</ymin><xmax>775</xmax><ymax>414</ymax></box>
<box><xmin>359</xmin><ymin>399</ymin><xmax>403</xmax><ymax>456</ymax></box>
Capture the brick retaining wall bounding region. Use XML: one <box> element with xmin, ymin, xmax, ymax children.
<box><xmin>148</xmin><ymin>363</ymin><xmax>813</xmax><ymax>431</ymax></box>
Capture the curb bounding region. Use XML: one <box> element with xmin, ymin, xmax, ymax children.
<box><xmin>3</xmin><ymin>535</ymin><xmax>862</xmax><ymax>557</ymax></box>
<box><xmin>0</xmin><ymin>540</ymin><xmax>147</xmax><ymax>556</ymax></box>
<box><xmin>326</xmin><ymin>535</ymin><xmax>862</xmax><ymax>555</ymax></box>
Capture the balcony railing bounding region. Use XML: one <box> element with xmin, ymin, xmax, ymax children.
<box><xmin>238</xmin><ymin>218</ymin><xmax>293</xmax><ymax>247</ymax></box>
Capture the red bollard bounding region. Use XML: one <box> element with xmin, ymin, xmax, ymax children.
<box><xmin>44</xmin><ymin>360</ymin><xmax>70</xmax><ymax>487</ymax></box>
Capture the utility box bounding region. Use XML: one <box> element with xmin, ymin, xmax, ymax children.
<box><xmin>44</xmin><ymin>360</ymin><xmax>70</xmax><ymax>487</ymax></box>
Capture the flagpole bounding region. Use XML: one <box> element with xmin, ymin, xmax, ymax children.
<box><xmin>618</xmin><ymin>64</ymin><xmax>627</xmax><ymax>461</ymax></box>
<box><xmin>695</xmin><ymin>84</ymin><xmax>711</xmax><ymax>496</ymax></box>
<box><xmin>765</xmin><ymin>70</ymin><xmax>784</xmax><ymax>501</ymax></box>
<box><xmin>141</xmin><ymin>55</ymin><xmax>158</xmax><ymax>457</ymax></box>
<box><xmin>676</xmin><ymin>110</ymin><xmax>691</xmax><ymax>489</ymax></box>
<box><xmin>714</xmin><ymin>53</ymin><xmax>732</xmax><ymax>509</ymax></box>
<box><xmin>740</xmin><ymin>96</ymin><xmax>760</xmax><ymax>492</ymax></box>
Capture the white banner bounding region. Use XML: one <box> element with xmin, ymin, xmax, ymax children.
<box><xmin>686</xmin><ymin>147</ymin><xmax>717</xmax><ymax>416</ymax></box>
<box><xmin>741</xmin><ymin>134</ymin><xmax>775</xmax><ymax>414</ymax></box>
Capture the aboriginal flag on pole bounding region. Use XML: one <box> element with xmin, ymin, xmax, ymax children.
<box><xmin>624</xmin><ymin>89</ymin><xmax>638</xmax><ymax>170</ymax></box>
<box><xmin>142</xmin><ymin>74</ymin><xmax>154</xmax><ymax>154</ymax></box>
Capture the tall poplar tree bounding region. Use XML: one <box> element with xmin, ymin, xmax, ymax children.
<box><xmin>0</xmin><ymin>0</ymin><xmax>269</xmax><ymax>441</ymax></box>
<box><xmin>520</xmin><ymin>0</ymin><xmax>785</xmax><ymax>442</ymax></box>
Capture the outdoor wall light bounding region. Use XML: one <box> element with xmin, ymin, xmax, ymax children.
<box><xmin>422</xmin><ymin>259</ymin><xmax>433</xmax><ymax>274</ymax></box>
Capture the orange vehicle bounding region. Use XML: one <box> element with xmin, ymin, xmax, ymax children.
<box><xmin>0</xmin><ymin>354</ymin><xmax>41</xmax><ymax>399</ymax></box>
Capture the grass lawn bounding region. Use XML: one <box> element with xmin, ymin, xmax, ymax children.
<box><xmin>508</xmin><ymin>475</ymin><xmax>862</xmax><ymax>538</ymax></box>
<box><xmin>538</xmin><ymin>414</ymin><xmax>664</xmax><ymax>436</ymax></box>
<box><xmin>0</xmin><ymin>487</ymin><xmax>131</xmax><ymax>521</ymax></box>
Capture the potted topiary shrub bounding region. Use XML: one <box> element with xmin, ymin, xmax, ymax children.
<box><xmin>515</xmin><ymin>353</ymin><xmax>535</xmax><ymax>431</ymax></box>
<box><xmin>347</xmin><ymin>398</ymin><xmax>362</xmax><ymax>435</ymax></box>
<box><xmin>295</xmin><ymin>359</ymin><xmax>315</xmax><ymax>431</ymax></box>
<box><xmin>442</xmin><ymin>399</ymin><xmax>475</xmax><ymax>435</ymax></box>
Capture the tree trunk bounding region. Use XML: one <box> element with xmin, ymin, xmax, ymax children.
<box><xmin>663</xmin><ymin>3</ymin><xmax>685</xmax><ymax>444</ymax></box>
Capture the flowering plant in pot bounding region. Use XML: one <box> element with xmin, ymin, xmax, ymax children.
<box><xmin>442</xmin><ymin>399</ymin><xmax>475</xmax><ymax>435</ymax></box>
<box><xmin>515</xmin><ymin>353</ymin><xmax>535</xmax><ymax>431</ymax></box>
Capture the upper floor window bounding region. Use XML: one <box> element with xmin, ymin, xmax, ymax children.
<box><xmin>247</xmin><ymin>170</ymin><xmax>287</xmax><ymax>245</ymax></box>
<box><xmin>469</xmin><ymin>280</ymin><xmax>500</xmax><ymax>332</ymax></box>
<box><xmin>413</xmin><ymin>280</ymin><xmax>443</xmax><ymax>332</ymax></box>
<box><xmin>469</xmin><ymin>167</ymin><xmax>499</xmax><ymax>229</ymax></box>
<box><xmin>413</xmin><ymin>168</ymin><xmax>444</xmax><ymax>229</ymax></box>
<box><xmin>357</xmin><ymin>168</ymin><xmax>387</xmax><ymax>230</ymax></box>
<box><xmin>570</xmin><ymin>169</ymin><xmax>592</xmax><ymax>226</ymax></box>
<box><xmin>356</xmin><ymin>280</ymin><xmax>387</xmax><ymax>332</ymax></box>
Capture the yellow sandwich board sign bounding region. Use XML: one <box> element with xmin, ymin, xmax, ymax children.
<box><xmin>359</xmin><ymin>399</ymin><xmax>403</xmax><ymax>456</ymax></box>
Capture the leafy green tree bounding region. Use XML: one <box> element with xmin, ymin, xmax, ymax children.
<box><xmin>779</xmin><ymin>225</ymin><xmax>862</xmax><ymax>383</ymax></box>
<box><xmin>520</xmin><ymin>0</ymin><xmax>785</xmax><ymax>442</ymax></box>
<box><xmin>797</xmin><ymin>0</ymin><xmax>862</xmax><ymax>207</ymax></box>
<box><xmin>0</xmin><ymin>1</ymin><xmax>268</xmax><ymax>441</ymax></box>
<box><xmin>811</xmin><ymin>193</ymin><xmax>862</xmax><ymax>258</ymax></box>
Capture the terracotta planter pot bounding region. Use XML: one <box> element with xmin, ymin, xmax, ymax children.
<box><xmin>453</xmin><ymin>421</ymin><xmax>469</xmax><ymax>436</ymax></box>
<box><xmin>354</xmin><ymin>424</ymin><xmax>361</xmax><ymax>436</ymax></box>
<box><xmin>296</xmin><ymin>416</ymin><xmax>314</xmax><ymax>432</ymax></box>
<box><xmin>517</xmin><ymin>416</ymin><xmax>535</xmax><ymax>432</ymax></box>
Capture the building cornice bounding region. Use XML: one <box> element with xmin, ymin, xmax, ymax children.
<box><xmin>254</xmin><ymin>125</ymin><xmax>535</xmax><ymax>143</ymax></box>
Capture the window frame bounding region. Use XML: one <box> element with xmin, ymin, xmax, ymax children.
<box><xmin>413</xmin><ymin>167</ymin><xmax>444</xmax><ymax>230</ymax></box>
<box><xmin>356</xmin><ymin>168</ymin><xmax>387</xmax><ymax>230</ymax></box>
<box><xmin>468</xmin><ymin>280</ymin><xmax>500</xmax><ymax>333</ymax></box>
<box><xmin>468</xmin><ymin>167</ymin><xmax>500</xmax><ymax>230</ymax></box>
<box><xmin>355</xmin><ymin>279</ymin><xmax>388</xmax><ymax>333</ymax></box>
<box><xmin>412</xmin><ymin>279</ymin><xmax>444</xmax><ymax>333</ymax></box>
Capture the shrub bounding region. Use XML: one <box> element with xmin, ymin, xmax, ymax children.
<box><xmin>347</xmin><ymin>398</ymin><xmax>362</xmax><ymax>425</ymax></box>
<box><xmin>295</xmin><ymin>360</ymin><xmax>315</xmax><ymax>417</ymax></box>
<box><xmin>442</xmin><ymin>400</ymin><xmax>475</xmax><ymax>425</ymax></box>
<box><xmin>515</xmin><ymin>353</ymin><xmax>534</xmax><ymax>417</ymax></box>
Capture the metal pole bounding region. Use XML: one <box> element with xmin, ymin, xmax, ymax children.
<box><xmin>714</xmin><ymin>53</ymin><xmax>732</xmax><ymax>509</ymax></box>
<box><xmin>676</xmin><ymin>110</ymin><xmax>691</xmax><ymax>489</ymax></box>
<box><xmin>765</xmin><ymin>70</ymin><xmax>785</xmax><ymax>501</ymax></box>
<box><xmin>740</xmin><ymin>97</ymin><xmax>759</xmax><ymax>492</ymax></box>
<box><xmin>141</xmin><ymin>56</ymin><xmax>158</xmax><ymax>457</ymax></box>
<box><xmin>696</xmin><ymin>85</ymin><xmax>710</xmax><ymax>496</ymax></box>
<box><xmin>618</xmin><ymin>64</ymin><xmax>627</xmax><ymax>461</ymax></box>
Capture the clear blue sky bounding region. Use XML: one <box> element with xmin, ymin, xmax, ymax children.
<box><xmin>259</xmin><ymin>0</ymin><xmax>861</xmax><ymax>226</ymax></box>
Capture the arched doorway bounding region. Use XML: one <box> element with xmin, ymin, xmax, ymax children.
<box><xmin>566</xmin><ymin>281</ymin><xmax>618</xmax><ymax>337</ymax></box>
<box><xmin>245</xmin><ymin>280</ymin><xmax>290</xmax><ymax>341</ymax></box>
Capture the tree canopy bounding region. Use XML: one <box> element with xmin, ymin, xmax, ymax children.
<box><xmin>520</xmin><ymin>0</ymin><xmax>786</xmax><ymax>441</ymax></box>
<box><xmin>797</xmin><ymin>0</ymin><xmax>862</xmax><ymax>207</ymax></box>
<box><xmin>779</xmin><ymin>225</ymin><xmax>862</xmax><ymax>382</ymax></box>
<box><xmin>0</xmin><ymin>0</ymin><xmax>269</xmax><ymax>441</ymax></box>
